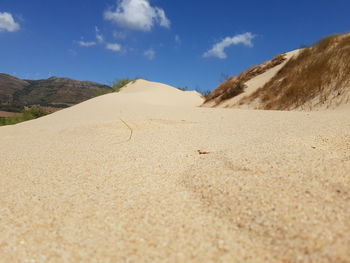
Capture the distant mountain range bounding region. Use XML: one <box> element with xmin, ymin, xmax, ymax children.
<box><xmin>0</xmin><ymin>74</ymin><xmax>112</xmax><ymax>113</ymax></box>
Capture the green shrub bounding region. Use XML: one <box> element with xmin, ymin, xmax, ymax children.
<box><xmin>236</xmin><ymin>82</ymin><xmax>245</xmax><ymax>90</ymax></box>
<box><xmin>24</xmin><ymin>106</ymin><xmax>47</xmax><ymax>118</ymax></box>
<box><xmin>112</xmin><ymin>78</ymin><xmax>131</xmax><ymax>92</ymax></box>
<box><xmin>111</xmin><ymin>77</ymin><xmax>141</xmax><ymax>92</ymax></box>
<box><xmin>0</xmin><ymin>106</ymin><xmax>48</xmax><ymax>126</ymax></box>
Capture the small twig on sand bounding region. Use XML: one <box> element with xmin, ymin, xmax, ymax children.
<box><xmin>197</xmin><ymin>150</ymin><xmax>210</xmax><ymax>155</ymax></box>
<box><xmin>119</xmin><ymin>118</ymin><xmax>133</xmax><ymax>141</ymax></box>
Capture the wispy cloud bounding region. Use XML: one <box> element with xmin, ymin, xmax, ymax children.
<box><xmin>77</xmin><ymin>26</ymin><xmax>104</xmax><ymax>48</ymax></box>
<box><xmin>106</xmin><ymin>43</ymin><xmax>122</xmax><ymax>52</ymax></box>
<box><xmin>113</xmin><ymin>31</ymin><xmax>127</xmax><ymax>40</ymax></box>
<box><xmin>78</xmin><ymin>40</ymin><xmax>96</xmax><ymax>47</ymax></box>
<box><xmin>95</xmin><ymin>26</ymin><xmax>104</xmax><ymax>43</ymax></box>
<box><xmin>0</xmin><ymin>12</ymin><xmax>20</xmax><ymax>32</ymax></box>
<box><xmin>203</xmin><ymin>32</ymin><xmax>255</xmax><ymax>59</ymax></box>
<box><xmin>104</xmin><ymin>0</ymin><xmax>170</xmax><ymax>31</ymax></box>
<box><xmin>144</xmin><ymin>48</ymin><xmax>155</xmax><ymax>60</ymax></box>
<box><xmin>77</xmin><ymin>27</ymin><xmax>123</xmax><ymax>54</ymax></box>
<box><xmin>175</xmin><ymin>35</ymin><xmax>181</xmax><ymax>45</ymax></box>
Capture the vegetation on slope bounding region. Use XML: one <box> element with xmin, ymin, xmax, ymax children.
<box><xmin>112</xmin><ymin>78</ymin><xmax>139</xmax><ymax>92</ymax></box>
<box><xmin>0</xmin><ymin>106</ymin><xmax>48</xmax><ymax>126</ymax></box>
<box><xmin>205</xmin><ymin>54</ymin><xmax>287</xmax><ymax>105</ymax></box>
<box><xmin>241</xmin><ymin>33</ymin><xmax>350</xmax><ymax>110</ymax></box>
<box><xmin>177</xmin><ymin>86</ymin><xmax>211</xmax><ymax>99</ymax></box>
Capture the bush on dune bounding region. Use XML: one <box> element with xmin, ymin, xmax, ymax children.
<box><xmin>207</xmin><ymin>77</ymin><xmax>247</xmax><ymax>103</ymax></box>
<box><xmin>112</xmin><ymin>77</ymin><xmax>140</xmax><ymax>92</ymax></box>
<box><xmin>204</xmin><ymin>54</ymin><xmax>287</xmax><ymax>105</ymax></box>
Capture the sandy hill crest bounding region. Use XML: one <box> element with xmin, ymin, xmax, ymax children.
<box><xmin>119</xmin><ymin>79</ymin><xmax>204</xmax><ymax>106</ymax></box>
<box><xmin>203</xmin><ymin>32</ymin><xmax>350</xmax><ymax>111</ymax></box>
<box><xmin>4</xmin><ymin>79</ymin><xmax>204</xmax><ymax>130</ymax></box>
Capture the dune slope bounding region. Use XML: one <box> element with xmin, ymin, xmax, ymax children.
<box><xmin>208</xmin><ymin>50</ymin><xmax>300</xmax><ymax>109</ymax></box>
<box><xmin>204</xmin><ymin>32</ymin><xmax>350</xmax><ymax>111</ymax></box>
<box><xmin>1</xmin><ymin>79</ymin><xmax>350</xmax><ymax>263</ymax></box>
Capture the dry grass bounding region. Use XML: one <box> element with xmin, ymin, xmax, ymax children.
<box><xmin>204</xmin><ymin>77</ymin><xmax>235</xmax><ymax>102</ymax></box>
<box><xmin>205</xmin><ymin>54</ymin><xmax>286</xmax><ymax>105</ymax></box>
<box><xmin>208</xmin><ymin>78</ymin><xmax>246</xmax><ymax>103</ymax></box>
<box><xmin>244</xmin><ymin>33</ymin><xmax>350</xmax><ymax>110</ymax></box>
<box><xmin>221</xmin><ymin>81</ymin><xmax>246</xmax><ymax>100</ymax></box>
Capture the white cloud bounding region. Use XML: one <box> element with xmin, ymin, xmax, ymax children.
<box><xmin>104</xmin><ymin>0</ymin><xmax>170</xmax><ymax>31</ymax></box>
<box><xmin>96</xmin><ymin>34</ymin><xmax>104</xmax><ymax>43</ymax></box>
<box><xmin>78</xmin><ymin>28</ymin><xmax>123</xmax><ymax>54</ymax></box>
<box><xmin>0</xmin><ymin>12</ymin><xmax>20</xmax><ymax>32</ymax></box>
<box><xmin>106</xmin><ymin>43</ymin><xmax>122</xmax><ymax>52</ymax></box>
<box><xmin>144</xmin><ymin>48</ymin><xmax>155</xmax><ymax>60</ymax></box>
<box><xmin>154</xmin><ymin>8</ymin><xmax>170</xmax><ymax>28</ymax></box>
<box><xmin>95</xmin><ymin>26</ymin><xmax>104</xmax><ymax>43</ymax></box>
<box><xmin>77</xmin><ymin>27</ymin><xmax>104</xmax><ymax>48</ymax></box>
<box><xmin>203</xmin><ymin>32</ymin><xmax>255</xmax><ymax>59</ymax></box>
<box><xmin>78</xmin><ymin>40</ymin><xmax>96</xmax><ymax>47</ymax></box>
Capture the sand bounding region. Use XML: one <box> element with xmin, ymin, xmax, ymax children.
<box><xmin>1</xmin><ymin>79</ymin><xmax>350</xmax><ymax>262</ymax></box>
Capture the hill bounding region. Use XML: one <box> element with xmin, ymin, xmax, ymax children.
<box><xmin>203</xmin><ymin>32</ymin><xmax>350</xmax><ymax>110</ymax></box>
<box><xmin>0</xmin><ymin>73</ymin><xmax>112</xmax><ymax>113</ymax></box>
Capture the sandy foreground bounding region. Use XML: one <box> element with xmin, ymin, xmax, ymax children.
<box><xmin>1</xmin><ymin>80</ymin><xmax>350</xmax><ymax>263</ymax></box>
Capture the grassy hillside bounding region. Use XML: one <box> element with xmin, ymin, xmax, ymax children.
<box><xmin>242</xmin><ymin>33</ymin><xmax>350</xmax><ymax>110</ymax></box>
<box><xmin>204</xmin><ymin>32</ymin><xmax>350</xmax><ymax>110</ymax></box>
<box><xmin>204</xmin><ymin>54</ymin><xmax>287</xmax><ymax>105</ymax></box>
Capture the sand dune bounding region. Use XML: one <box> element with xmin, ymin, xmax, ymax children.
<box><xmin>119</xmin><ymin>79</ymin><xmax>204</xmax><ymax>107</ymax></box>
<box><xmin>203</xmin><ymin>50</ymin><xmax>301</xmax><ymax>108</ymax></box>
<box><xmin>1</xmin><ymin>79</ymin><xmax>350</xmax><ymax>262</ymax></box>
<box><xmin>221</xmin><ymin>49</ymin><xmax>300</xmax><ymax>108</ymax></box>
<box><xmin>206</xmin><ymin>33</ymin><xmax>350</xmax><ymax>111</ymax></box>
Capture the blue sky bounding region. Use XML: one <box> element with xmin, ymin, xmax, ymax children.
<box><xmin>1</xmin><ymin>0</ymin><xmax>350</xmax><ymax>92</ymax></box>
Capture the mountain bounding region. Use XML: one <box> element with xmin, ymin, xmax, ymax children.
<box><xmin>203</xmin><ymin>32</ymin><xmax>350</xmax><ymax>110</ymax></box>
<box><xmin>0</xmin><ymin>74</ymin><xmax>112</xmax><ymax>113</ymax></box>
